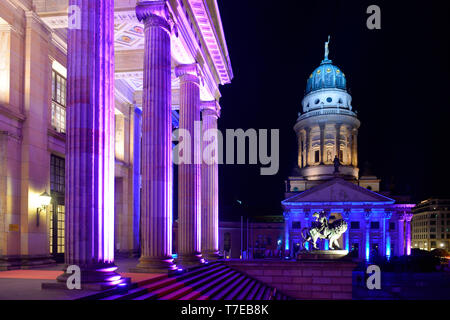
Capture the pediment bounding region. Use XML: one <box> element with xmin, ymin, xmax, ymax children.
<box><xmin>283</xmin><ymin>178</ymin><xmax>395</xmax><ymax>204</ymax></box>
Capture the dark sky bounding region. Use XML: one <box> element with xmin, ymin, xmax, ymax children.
<box><xmin>214</xmin><ymin>0</ymin><xmax>450</xmax><ymax>220</ymax></box>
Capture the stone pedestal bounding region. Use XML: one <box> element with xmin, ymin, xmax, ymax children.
<box><xmin>176</xmin><ymin>64</ymin><xmax>203</xmax><ymax>267</ymax></box>
<box><xmin>297</xmin><ymin>250</ymin><xmax>349</xmax><ymax>260</ymax></box>
<box><xmin>132</xmin><ymin>1</ymin><xmax>175</xmax><ymax>273</ymax></box>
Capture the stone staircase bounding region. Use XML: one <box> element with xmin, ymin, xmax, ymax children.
<box><xmin>79</xmin><ymin>262</ymin><xmax>292</xmax><ymax>300</ymax></box>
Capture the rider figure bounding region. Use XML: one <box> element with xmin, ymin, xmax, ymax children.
<box><xmin>316</xmin><ymin>211</ymin><xmax>329</xmax><ymax>236</ymax></box>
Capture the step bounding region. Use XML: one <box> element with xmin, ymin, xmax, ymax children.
<box><xmin>235</xmin><ymin>279</ymin><xmax>257</xmax><ymax>300</ymax></box>
<box><xmin>182</xmin><ymin>265</ymin><xmax>228</xmax><ymax>286</ymax></box>
<box><xmin>176</xmin><ymin>263</ymin><xmax>222</xmax><ymax>281</ymax></box>
<box><xmin>179</xmin><ymin>270</ymin><xmax>237</xmax><ymax>300</ymax></box>
<box><xmin>223</xmin><ymin>277</ymin><xmax>252</xmax><ymax>300</ymax></box>
<box><xmin>254</xmin><ymin>285</ymin><xmax>267</xmax><ymax>300</ymax></box>
<box><xmin>263</xmin><ymin>287</ymin><xmax>274</xmax><ymax>300</ymax></box>
<box><xmin>159</xmin><ymin>266</ymin><xmax>231</xmax><ymax>300</ymax></box>
<box><xmin>245</xmin><ymin>282</ymin><xmax>261</xmax><ymax>300</ymax></box>
<box><xmin>197</xmin><ymin>272</ymin><xmax>242</xmax><ymax>300</ymax></box>
<box><xmin>135</xmin><ymin>274</ymin><xmax>168</xmax><ymax>287</ymax></box>
<box><xmin>102</xmin><ymin>277</ymin><xmax>177</xmax><ymax>300</ymax></box>
<box><xmin>212</xmin><ymin>275</ymin><xmax>247</xmax><ymax>300</ymax></box>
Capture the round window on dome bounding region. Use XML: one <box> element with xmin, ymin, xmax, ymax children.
<box><xmin>338</xmin><ymin>98</ymin><xmax>343</xmax><ymax>104</ymax></box>
<box><xmin>317</xmin><ymin>69</ymin><xmax>321</xmax><ymax>74</ymax></box>
<box><xmin>326</xmin><ymin>97</ymin><xmax>332</xmax><ymax>103</ymax></box>
<box><xmin>315</xmin><ymin>99</ymin><xmax>320</xmax><ymax>105</ymax></box>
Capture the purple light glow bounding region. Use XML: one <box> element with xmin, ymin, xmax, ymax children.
<box><xmin>98</xmin><ymin>266</ymin><xmax>118</xmax><ymax>272</ymax></box>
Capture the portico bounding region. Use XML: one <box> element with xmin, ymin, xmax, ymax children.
<box><xmin>0</xmin><ymin>0</ymin><xmax>232</xmax><ymax>282</ymax></box>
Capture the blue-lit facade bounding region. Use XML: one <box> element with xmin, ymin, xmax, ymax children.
<box><xmin>283</xmin><ymin>40</ymin><xmax>414</xmax><ymax>261</ymax></box>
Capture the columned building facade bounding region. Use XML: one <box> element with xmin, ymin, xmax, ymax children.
<box><xmin>282</xmin><ymin>40</ymin><xmax>414</xmax><ymax>261</ymax></box>
<box><xmin>0</xmin><ymin>0</ymin><xmax>232</xmax><ymax>281</ymax></box>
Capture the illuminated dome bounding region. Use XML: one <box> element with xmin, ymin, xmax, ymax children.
<box><xmin>305</xmin><ymin>59</ymin><xmax>347</xmax><ymax>94</ymax></box>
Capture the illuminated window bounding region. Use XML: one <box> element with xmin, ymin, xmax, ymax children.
<box><xmin>51</xmin><ymin>70</ymin><xmax>66</xmax><ymax>133</ymax></box>
<box><xmin>50</xmin><ymin>155</ymin><xmax>65</xmax><ymax>193</ymax></box>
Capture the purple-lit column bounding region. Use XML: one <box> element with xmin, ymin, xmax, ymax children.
<box><xmin>201</xmin><ymin>101</ymin><xmax>220</xmax><ymax>260</ymax></box>
<box><xmin>405</xmin><ymin>214</ymin><xmax>413</xmax><ymax>255</ymax></box>
<box><xmin>58</xmin><ymin>0</ymin><xmax>120</xmax><ymax>285</ymax></box>
<box><xmin>132</xmin><ymin>105</ymin><xmax>142</xmax><ymax>254</ymax></box>
<box><xmin>176</xmin><ymin>64</ymin><xmax>203</xmax><ymax>267</ymax></box>
<box><xmin>398</xmin><ymin>214</ymin><xmax>405</xmax><ymax>256</ymax></box>
<box><xmin>133</xmin><ymin>1</ymin><xmax>175</xmax><ymax>273</ymax></box>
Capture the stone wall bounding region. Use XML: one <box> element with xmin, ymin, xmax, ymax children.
<box><xmin>224</xmin><ymin>259</ymin><xmax>356</xmax><ymax>300</ymax></box>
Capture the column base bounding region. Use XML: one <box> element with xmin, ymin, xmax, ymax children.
<box><xmin>130</xmin><ymin>256</ymin><xmax>176</xmax><ymax>273</ymax></box>
<box><xmin>176</xmin><ymin>253</ymin><xmax>204</xmax><ymax>268</ymax></box>
<box><xmin>42</xmin><ymin>262</ymin><xmax>127</xmax><ymax>291</ymax></box>
<box><xmin>56</xmin><ymin>263</ymin><xmax>123</xmax><ymax>284</ymax></box>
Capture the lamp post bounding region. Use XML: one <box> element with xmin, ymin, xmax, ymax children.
<box><xmin>36</xmin><ymin>191</ymin><xmax>51</xmax><ymax>227</ymax></box>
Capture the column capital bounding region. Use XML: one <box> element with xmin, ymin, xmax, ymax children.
<box><xmin>175</xmin><ymin>63</ymin><xmax>201</xmax><ymax>84</ymax></box>
<box><xmin>136</xmin><ymin>1</ymin><xmax>171</xmax><ymax>32</ymax></box>
<box><xmin>201</xmin><ymin>100</ymin><xmax>220</xmax><ymax>118</ymax></box>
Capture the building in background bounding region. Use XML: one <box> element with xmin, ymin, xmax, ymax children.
<box><xmin>412</xmin><ymin>199</ymin><xmax>450</xmax><ymax>251</ymax></box>
<box><xmin>282</xmin><ymin>39</ymin><xmax>415</xmax><ymax>261</ymax></box>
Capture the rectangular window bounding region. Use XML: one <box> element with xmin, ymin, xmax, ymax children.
<box><xmin>50</xmin><ymin>155</ymin><xmax>65</xmax><ymax>193</ymax></box>
<box><xmin>51</xmin><ymin>70</ymin><xmax>66</xmax><ymax>133</ymax></box>
<box><xmin>430</xmin><ymin>234</ymin><xmax>436</xmax><ymax>239</ymax></box>
<box><xmin>430</xmin><ymin>220</ymin><xmax>436</xmax><ymax>225</ymax></box>
<box><xmin>431</xmin><ymin>241</ymin><xmax>436</xmax><ymax>247</ymax></box>
<box><xmin>370</xmin><ymin>221</ymin><xmax>380</xmax><ymax>229</ymax></box>
<box><xmin>292</xmin><ymin>221</ymin><xmax>301</xmax><ymax>229</ymax></box>
<box><xmin>339</xmin><ymin>149</ymin><xmax>343</xmax><ymax>162</ymax></box>
<box><xmin>389</xmin><ymin>222</ymin><xmax>396</xmax><ymax>230</ymax></box>
<box><xmin>350</xmin><ymin>221</ymin><xmax>360</xmax><ymax>229</ymax></box>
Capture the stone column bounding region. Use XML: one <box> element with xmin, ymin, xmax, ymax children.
<box><xmin>405</xmin><ymin>214</ymin><xmax>412</xmax><ymax>256</ymax></box>
<box><xmin>351</xmin><ymin>128</ymin><xmax>358</xmax><ymax>167</ymax></box>
<box><xmin>364</xmin><ymin>209</ymin><xmax>371</xmax><ymax>261</ymax></box>
<box><xmin>176</xmin><ymin>63</ymin><xmax>203</xmax><ymax>267</ymax></box>
<box><xmin>319</xmin><ymin>124</ymin><xmax>325</xmax><ymax>164</ymax></box>
<box><xmin>335</xmin><ymin>123</ymin><xmax>341</xmax><ymax>160</ymax></box>
<box><xmin>398</xmin><ymin>214</ymin><xmax>405</xmax><ymax>256</ymax></box>
<box><xmin>343</xmin><ymin>209</ymin><xmax>351</xmax><ymax>252</ymax></box>
<box><xmin>305</xmin><ymin>127</ymin><xmax>311</xmax><ymax>167</ymax></box>
<box><xmin>201</xmin><ymin>101</ymin><xmax>220</xmax><ymax>260</ymax></box>
<box><xmin>133</xmin><ymin>1</ymin><xmax>175</xmax><ymax>273</ymax></box>
<box><xmin>297</xmin><ymin>131</ymin><xmax>303</xmax><ymax>168</ymax></box>
<box><xmin>132</xmin><ymin>105</ymin><xmax>142</xmax><ymax>255</ymax></box>
<box><xmin>283</xmin><ymin>212</ymin><xmax>290</xmax><ymax>257</ymax></box>
<box><xmin>384</xmin><ymin>210</ymin><xmax>392</xmax><ymax>257</ymax></box>
<box><xmin>58</xmin><ymin>0</ymin><xmax>120</xmax><ymax>284</ymax></box>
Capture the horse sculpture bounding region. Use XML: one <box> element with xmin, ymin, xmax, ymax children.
<box><xmin>301</xmin><ymin>212</ymin><xmax>348</xmax><ymax>250</ymax></box>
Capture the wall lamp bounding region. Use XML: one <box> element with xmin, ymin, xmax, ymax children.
<box><xmin>37</xmin><ymin>191</ymin><xmax>51</xmax><ymax>227</ymax></box>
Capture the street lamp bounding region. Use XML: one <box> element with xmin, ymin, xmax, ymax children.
<box><xmin>37</xmin><ymin>191</ymin><xmax>51</xmax><ymax>227</ymax></box>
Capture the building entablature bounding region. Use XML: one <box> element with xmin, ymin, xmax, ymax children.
<box><xmin>33</xmin><ymin>0</ymin><xmax>233</xmax><ymax>105</ymax></box>
<box><xmin>295</xmin><ymin>112</ymin><xmax>360</xmax><ymax>132</ymax></box>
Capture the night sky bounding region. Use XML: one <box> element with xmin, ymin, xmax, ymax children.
<box><xmin>214</xmin><ymin>0</ymin><xmax>450</xmax><ymax>220</ymax></box>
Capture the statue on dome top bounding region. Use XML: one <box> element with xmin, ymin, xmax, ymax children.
<box><xmin>324</xmin><ymin>35</ymin><xmax>331</xmax><ymax>60</ymax></box>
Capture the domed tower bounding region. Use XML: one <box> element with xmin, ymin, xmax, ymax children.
<box><xmin>293</xmin><ymin>37</ymin><xmax>360</xmax><ymax>184</ymax></box>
